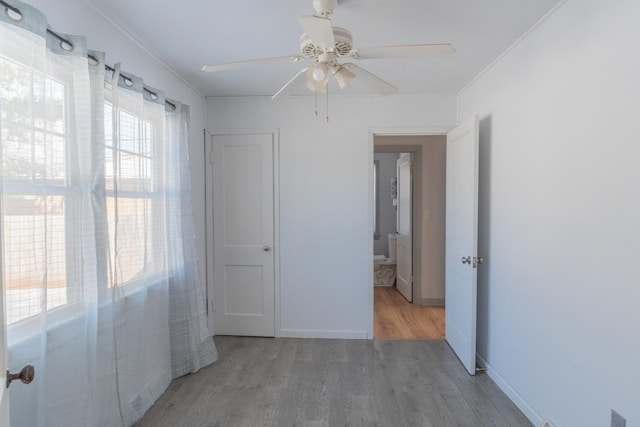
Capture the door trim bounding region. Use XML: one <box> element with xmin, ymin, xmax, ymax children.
<box><xmin>204</xmin><ymin>128</ymin><xmax>281</xmax><ymax>337</ymax></box>
<box><xmin>367</xmin><ymin>126</ymin><xmax>453</xmax><ymax>338</ymax></box>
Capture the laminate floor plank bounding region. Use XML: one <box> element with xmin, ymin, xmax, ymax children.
<box><xmin>135</xmin><ymin>336</ymin><xmax>532</xmax><ymax>427</ymax></box>
<box><xmin>427</xmin><ymin>340</ymin><xmax>532</xmax><ymax>427</ymax></box>
<box><xmin>376</xmin><ymin>342</ymin><xmax>464</xmax><ymax>427</ymax></box>
<box><xmin>374</xmin><ymin>287</ymin><xmax>445</xmax><ymax>339</ymax></box>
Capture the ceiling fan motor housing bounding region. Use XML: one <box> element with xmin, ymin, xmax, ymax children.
<box><xmin>313</xmin><ymin>0</ymin><xmax>338</xmax><ymax>16</ymax></box>
<box><xmin>300</xmin><ymin>27</ymin><xmax>353</xmax><ymax>59</ymax></box>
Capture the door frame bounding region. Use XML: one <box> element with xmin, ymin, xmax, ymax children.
<box><xmin>368</xmin><ymin>126</ymin><xmax>452</xmax><ymax>338</ymax></box>
<box><xmin>204</xmin><ymin>128</ymin><xmax>281</xmax><ymax>336</ymax></box>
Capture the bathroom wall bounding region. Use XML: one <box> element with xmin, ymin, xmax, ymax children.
<box><xmin>373</xmin><ymin>153</ymin><xmax>399</xmax><ymax>257</ymax></box>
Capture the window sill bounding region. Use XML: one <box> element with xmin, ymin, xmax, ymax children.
<box><xmin>7</xmin><ymin>275</ymin><xmax>168</xmax><ymax>349</ymax></box>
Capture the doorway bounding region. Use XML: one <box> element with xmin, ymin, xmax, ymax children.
<box><xmin>371</xmin><ymin>134</ymin><xmax>447</xmax><ymax>339</ymax></box>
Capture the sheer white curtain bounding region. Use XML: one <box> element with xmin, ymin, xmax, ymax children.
<box><xmin>165</xmin><ymin>102</ymin><xmax>217</xmax><ymax>378</ymax></box>
<box><xmin>0</xmin><ymin>1</ymin><xmax>217</xmax><ymax>426</ymax></box>
<box><xmin>0</xmin><ymin>7</ymin><xmax>103</xmax><ymax>425</ymax></box>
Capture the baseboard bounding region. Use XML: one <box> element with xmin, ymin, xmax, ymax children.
<box><xmin>417</xmin><ymin>298</ymin><xmax>445</xmax><ymax>306</ymax></box>
<box><xmin>279</xmin><ymin>329</ymin><xmax>369</xmax><ymax>339</ymax></box>
<box><xmin>476</xmin><ymin>354</ymin><xmax>544</xmax><ymax>426</ymax></box>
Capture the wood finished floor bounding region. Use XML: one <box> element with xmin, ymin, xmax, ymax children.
<box><xmin>136</xmin><ymin>337</ymin><xmax>532</xmax><ymax>427</ymax></box>
<box><xmin>374</xmin><ymin>286</ymin><xmax>446</xmax><ymax>339</ymax></box>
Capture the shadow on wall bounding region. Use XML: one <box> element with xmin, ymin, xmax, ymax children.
<box><xmin>477</xmin><ymin>114</ymin><xmax>492</xmax><ymax>359</ymax></box>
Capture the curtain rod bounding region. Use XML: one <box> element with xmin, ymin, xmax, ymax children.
<box><xmin>1</xmin><ymin>0</ymin><xmax>177</xmax><ymax>111</ymax></box>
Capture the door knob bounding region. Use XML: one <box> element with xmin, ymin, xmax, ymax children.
<box><xmin>461</xmin><ymin>256</ymin><xmax>471</xmax><ymax>265</ymax></box>
<box><xmin>6</xmin><ymin>364</ymin><xmax>35</xmax><ymax>389</ymax></box>
<box><xmin>263</xmin><ymin>245</ymin><xmax>271</xmax><ymax>252</ymax></box>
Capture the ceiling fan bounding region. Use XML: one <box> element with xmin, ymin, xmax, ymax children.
<box><xmin>202</xmin><ymin>0</ymin><xmax>455</xmax><ymax>100</ymax></box>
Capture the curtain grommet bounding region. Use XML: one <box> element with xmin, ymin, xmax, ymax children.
<box><xmin>5</xmin><ymin>5</ymin><xmax>23</xmax><ymax>21</ymax></box>
<box><xmin>60</xmin><ymin>40</ymin><xmax>73</xmax><ymax>51</ymax></box>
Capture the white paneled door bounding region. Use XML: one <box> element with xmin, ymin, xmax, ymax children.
<box><xmin>212</xmin><ymin>133</ymin><xmax>275</xmax><ymax>337</ymax></box>
<box><xmin>445</xmin><ymin>115</ymin><xmax>480</xmax><ymax>375</ymax></box>
<box><xmin>396</xmin><ymin>154</ymin><xmax>413</xmax><ymax>302</ymax></box>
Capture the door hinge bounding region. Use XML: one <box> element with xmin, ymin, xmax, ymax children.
<box><xmin>472</xmin><ymin>256</ymin><xmax>484</xmax><ymax>269</ymax></box>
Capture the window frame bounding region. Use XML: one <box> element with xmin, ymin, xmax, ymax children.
<box><xmin>103</xmin><ymin>92</ymin><xmax>166</xmax><ymax>291</ymax></box>
<box><xmin>0</xmin><ymin>51</ymin><xmax>85</xmax><ymax>327</ymax></box>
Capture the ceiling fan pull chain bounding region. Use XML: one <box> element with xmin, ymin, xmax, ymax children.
<box><xmin>326</xmin><ymin>83</ymin><xmax>330</xmax><ymax>122</ymax></box>
<box><xmin>314</xmin><ymin>88</ymin><xmax>318</xmax><ymax>117</ymax></box>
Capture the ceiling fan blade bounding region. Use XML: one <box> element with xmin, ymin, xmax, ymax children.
<box><xmin>298</xmin><ymin>15</ymin><xmax>335</xmax><ymax>50</ymax></box>
<box><xmin>272</xmin><ymin>67</ymin><xmax>312</xmax><ymax>99</ymax></box>
<box><xmin>202</xmin><ymin>56</ymin><xmax>304</xmax><ymax>72</ymax></box>
<box><xmin>342</xmin><ymin>63</ymin><xmax>398</xmax><ymax>96</ymax></box>
<box><xmin>350</xmin><ymin>43</ymin><xmax>455</xmax><ymax>60</ymax></box>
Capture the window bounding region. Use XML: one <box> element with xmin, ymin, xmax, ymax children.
<box><xmin>104</xmin><ymin>95</ymin><xmax>165</xmax><ymax>288</ymax></box>
<box><xmin>0</xmin><ymin>54</ymin><xmax>80</xmax><ymax>324</ymax></box>
<box><xmin>0</xmin><ymin>55</ymin><xmax>165</xmax><ymax>325</ymax></box>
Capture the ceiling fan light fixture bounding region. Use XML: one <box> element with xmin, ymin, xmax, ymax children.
<box><xmin>312</xmin><ymin>62</ymin><xmax>328</xmax><ymax>81</ymax></box>
<box><xmin>306</xmin><ymin>67</ymin><xmax>328</xmax><ymax>93</ymax></box>
<box><xmin>333</xmin><ymin>65</ymin><xmax>356</xmax><ymax>89</ymax></box>
<box><xmin>312</xmin><ymin>67</ymin><xmax>326</xmax><ymax>82</ymax></box>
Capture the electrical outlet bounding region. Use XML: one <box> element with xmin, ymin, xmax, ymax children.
<box><xmin>611</xmin><ymin>410</ymin><xmax>626</xmax><ymax>427</ymax></box>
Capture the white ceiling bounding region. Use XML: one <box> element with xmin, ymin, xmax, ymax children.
<box><xmin>89</xmin><ymin>0</ymin><xmax>563</xmax><ymax>98</ymax></box>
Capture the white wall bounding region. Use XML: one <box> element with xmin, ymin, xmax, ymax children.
<box><xmin>420</xmin><ymin>138</ymin><xmax>446</xmax><ymax>303</ymax></box>
<box><xmin>373</xmin><ymin>153</ymin><xmax>399</xmax><ymax>257</ymax></box>
<box><xmin>207</xmin><ymin>94</ymin><xmax>456</xmax><ymax>337</ymax></box>
<box><xmin>459</xmin><ymin>0</ymin><xmax>640</xmax><ymax>425</ymax></box>
<box><xmin>26</xmin><ymin>0</ymin><xmax>209</xmax><ymax>294</ymax></box>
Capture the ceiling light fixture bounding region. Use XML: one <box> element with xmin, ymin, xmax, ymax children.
<box><xmin>312</xmin><ymin>62</ymin><xmax>328</xmax><ymax>82</ymax></box>
<box><xmin>332</xmin><ymin>65</ymin><xmax>355</xmax><ymax>89</ymax></box>
<box><xmin>305</xmin><ymin>61</ymin><xmax>355</xmax><ymax>122</ymax></box>
<box><xmin>312</xmin><ymin>67</ymin><xmax>326</xmax><ymax>81</ymax></box>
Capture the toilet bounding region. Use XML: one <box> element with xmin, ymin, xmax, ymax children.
<box><xmin>374</xmin><ymin>233</ymin><xmax>397</xmax><ymax>286</ymax></box>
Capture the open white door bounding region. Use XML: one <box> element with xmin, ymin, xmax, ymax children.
<box><xmin>395</xmin><ymin>154</ymin><xmax>413</xmax><ymax>302</ymax></box>
<box><xmin>445</xmin><ymin>115</ymin><xmax>480</xmax><ymax>375</ymax></box>
<box><xmin>211</xmin><ymin>133</ymin><xmax>276</xmax><ymax>337</ymax></box>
